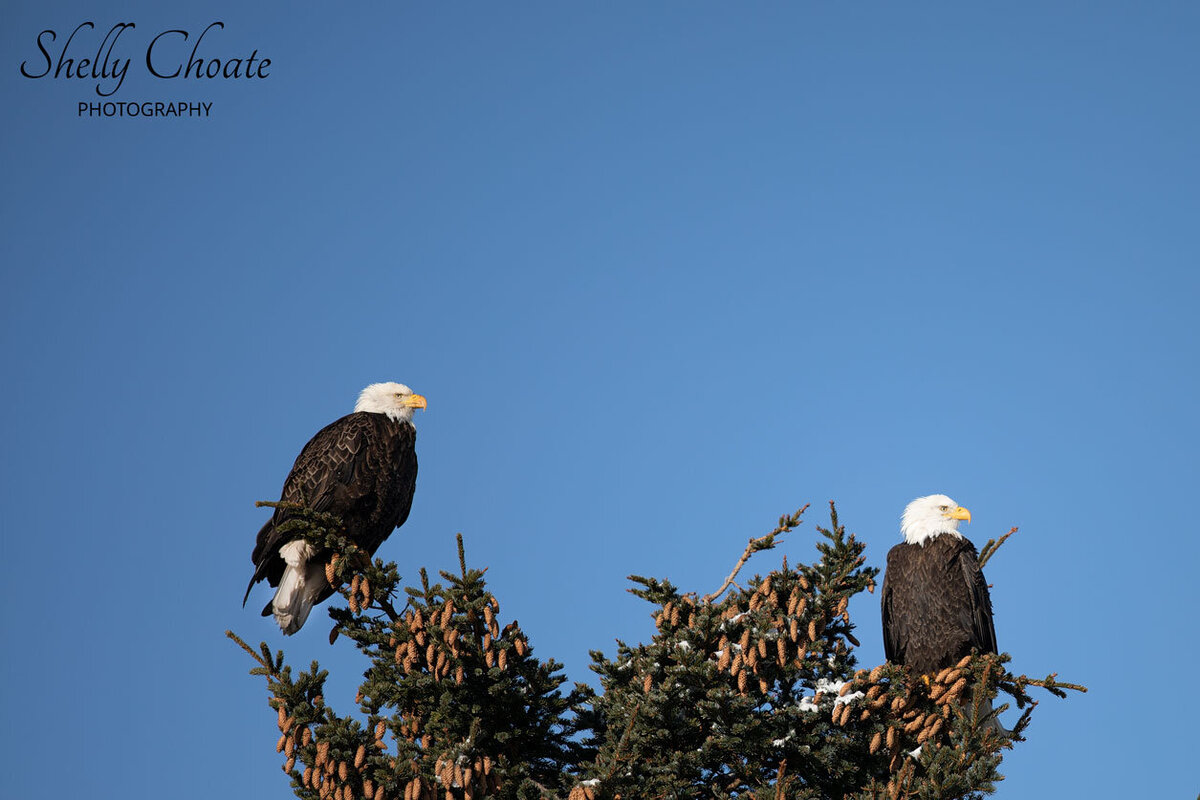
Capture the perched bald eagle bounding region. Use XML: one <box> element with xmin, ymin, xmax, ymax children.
<box><xmin>881</xmin><ymin>494</ymin><xmax>997</xmax><ymax>675</ymax></box>
<box><xmin>243</xmin><ymin>382</ymin><xmax>425</xmax><ymax>634</ymax></box>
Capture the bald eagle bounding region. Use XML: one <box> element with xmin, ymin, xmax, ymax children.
<box><xmin>243</xmin><ymin>382</ymin><xmax>425</xmax><ymax>634</ymax></box>
<box><xmin>881</xmin><ymin>494</ymin><xmax>997</xmax><ymax>675</ymax></box>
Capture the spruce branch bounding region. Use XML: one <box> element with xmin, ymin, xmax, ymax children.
<box><xmin>373</xmin><ymin>593</ymin><xmax>402</xmax><ymax>623</ymax></box>
<box><xmin>1008</xmin><ymin>671</ymin><xmax>1088</xmax><ymax>698</ymax></box>
<box><xmin>600</xmin><ymin>701</ymin><xmax>641</xmax><ymax>782</ymax></box>
<box><xmin>226</xmin><ymin>629</ymin><xmax>272</xmax><ymax>672</ymax></box>
<box><xmin>254</xmin><ymin>499</ymin><xmax>303</xmax><ymax>511</ymax></box>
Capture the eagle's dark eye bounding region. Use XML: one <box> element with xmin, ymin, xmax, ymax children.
<box><xmin>938</xmin><ymin>505</ymin><xmax>948</xmax><ymax>511</ymax></box>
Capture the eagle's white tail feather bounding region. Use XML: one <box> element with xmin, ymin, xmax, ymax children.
<box><xmin>272</xmin><ymin>541</ymin><xmax>322</xmax><ymax>635</ymax></box>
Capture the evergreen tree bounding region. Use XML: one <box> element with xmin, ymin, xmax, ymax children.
<box><xmin>231</xmin><ymin>502</ymin><xmax>1083</xmax><ymax>800</ymax></box>
<box><xmin>230</xmin><ymin>507</ymin><xmax>589</xmax><ymax>800</ymax></box>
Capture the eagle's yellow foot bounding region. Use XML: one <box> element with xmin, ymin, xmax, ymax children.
<box><xmin>922</xmin><ymin>674</ymin><xmax>932</xmax><ymax>690</ymax></box>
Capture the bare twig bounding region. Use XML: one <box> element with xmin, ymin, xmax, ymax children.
<box><xmin>703</xmin><ymin>505</ymin><xmax>808</xmax><ymax>603</ymax></box>
<box><xmin>978</xmin><ymin>527</ymin><xmax>1018</xmax><ymax>568</ymax></box>
<box><xmin>703</xmin><ymin>534</ymin><xmax>775</xmax><ymax>603</ymax></box>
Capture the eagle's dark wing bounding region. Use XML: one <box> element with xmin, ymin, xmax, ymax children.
<box><xmin>881</xmin><ymin>547</ymin><xmax>906</xmax><ymax>664</ymax></box>
<box><xmin>244</xmin><ymin>414</ymin><xmax>381</xmax><ymax>604</ymax></box>
<box><xmin>276</xmin><ymin>415</ymin><xmax>378</xmax><ymax>519</ymax></box>
<box><xmin>956</xmin><ymin>540</ymin><xmax>998</xmax><ymax>656</ymax></box>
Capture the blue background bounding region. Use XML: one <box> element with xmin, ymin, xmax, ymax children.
<box><xmin>2</xmin><ymin>3</ymin><xmax>1196</xmax><ymax>798</ymax></box>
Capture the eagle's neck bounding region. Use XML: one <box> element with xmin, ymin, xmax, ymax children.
<box><xmin>361</xmin><ymin>409</ymin><xmax>414</xmax><ymax>426</ymax></box>
<box><xmin>902</xmin><ymin>528</ymin><xmax>963</xmax><ymax>547</ymax></box>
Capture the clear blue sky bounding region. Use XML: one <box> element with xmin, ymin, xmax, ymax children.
<box><xmin>2</xmin><ymin>3</ymin><xmax>1197</xmax><ymax>798</ymax></box>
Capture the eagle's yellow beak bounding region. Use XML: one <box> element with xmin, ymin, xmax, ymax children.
<box><xmin>946</xmin><ymin>506</ymin><xmax>972</xmax><ymax>523</ymax></box>
<box><xmin>403</xmin><ymin>394</ymin><xmax>427</xmax><ymax>410</ymax></box>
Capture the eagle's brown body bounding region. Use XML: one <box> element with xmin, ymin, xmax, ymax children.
<box><xmin>244</xmin><ymin>411</ymin><xmax>418</xmax><ymax>617</ymax></box>
<box><xmin>880</xmin><ymin>535</ymin><xmax>997</xmax><ymax>674</ymax></box>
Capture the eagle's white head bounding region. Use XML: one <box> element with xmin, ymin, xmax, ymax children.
<box><xmin>354</xmin><ymin>382</ymin><xmax>427</xmax><ymax>424</ymax></box>
<box><xmin>900</xmin><ymin>494</ymin><xmax>972</xmax><ymax>546</ymax></box>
